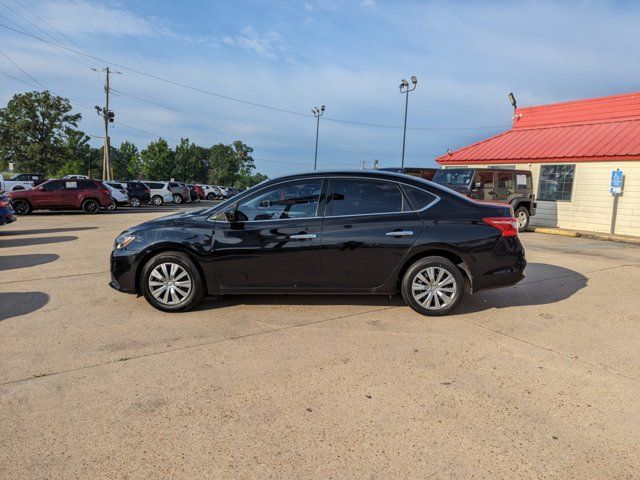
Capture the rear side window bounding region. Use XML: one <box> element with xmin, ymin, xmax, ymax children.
<box><xmin>77</xmin><ymin>180</ymin><xmax>97</xmax><ymax>189</ymax></box>
<box><xmin>516</xmin><ymin>172</ymin><xmax>532</xmax><ymax>189</ymax></box>
<box><xmin>327</xmin><ymin>179</ymin><xmax>409</xmax><ymax>216</ymax></box>
<box><xmin>401</xmin><ymin>185</ymin><xmax>438</xmax><ymax>210</ymax></box>
<box><xmin>169</xmin><ymin>182</ymin><xmax>179</xmax><ymax>188</ymax></box>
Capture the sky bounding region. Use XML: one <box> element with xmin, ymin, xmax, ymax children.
<box><xmin>0</xmin><ymin>0</ymin><xmax>638</xmax><ymax>178</ymax></box>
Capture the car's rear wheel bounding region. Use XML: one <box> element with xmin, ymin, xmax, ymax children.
<box><xmin>141</xmin><ymin>252</ymin><xmax>204</xmax><ymax>312</ymax></box>
<box><xmin>82</xmin><ymin>199</ymin><xmax>100</xmax><ymax>214</ymax></box>
<box><xmin>106</xmin><ymin>201</ymin><xmax>117</xmax><ymax>211</ymax></box>
<box><xmin>130</xmin><ymin>196</ymin><xmax>141</xmax><ymax>208</ymax></box>
<box><xmin>515</xmin><ymin>206</ymin><xmax>530</xmax><ymax>232</ymax></box>
<box><xmin>206</xmin><ymin>193</ymin><xmax>215</xmax><ymax>200</ymax></box>
<box><xmin>401</xmin><ymin>256</ymin><xmax>465</xmax><ymax>316</ymax></box>
<box><xmin>11</xmin><ymin>199</ymin><xmax>31</xmax><ymax>215</ymax></box>
<box><xmin>173</xmin><ymin>194</ymin><xmax>183</xmax><ymax>204</ymax></box>
<box><xmin>152</xmin><ymin>195</ymin><xmax>163</xmax><ymax>206</ymax></box>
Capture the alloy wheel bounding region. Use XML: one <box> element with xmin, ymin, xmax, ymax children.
<box><xmin>173</xmin><ymin>194</ymin><xmax>182</xmax><ymax>204</ymax></box>
<box><xmin>130</xmin><ymin>197</ymin><xmax>141</xmax><ymax>208</ymax></box>
<box><xmin>411</xmin><ymin>266</ymin><xmax>457</xmax><ymax>311</ymax></box>
<box><xmin>516</xmin><ymin>211</ymin><xmax>528</xmax><ymax>229</ymax></box>
<box><xmin>12</xmin><ymin>200</ymin><xmax>29</xmax><ymax>214</ymax></box>
<box><xmin>148</xmin><ymin>263</ymin><xmax>192</xmax><ymax>306</ymax></box>
<box><xmin>83</xmin><ymin>200</ymin><xmax>99</xmax><ymax>214</ymax></box>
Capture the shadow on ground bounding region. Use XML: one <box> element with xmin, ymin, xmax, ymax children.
<box><xmin>0</xmin><ymin>254</ymin><xmax>59</xmax><ymax>271</ymax></box>
<box><xmin>193</xmin><ymin>263</ymin><xmax>586</xmax><ymax>314</ymax></box>
<box><xmin>0</xmin><ymin>236</ymin><xmax>77</xmax><ymax>248</ymax></box>
<box><xmin>0</xmin><ymin>292</ymin><xmax>49</xmax><ymax>321</ymax></box>
<box><xmin>0</xmin><ymin>227</ymin><xmax>97</xmax><ymax>236</ymax></box>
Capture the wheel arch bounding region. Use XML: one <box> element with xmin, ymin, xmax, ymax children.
<box><xmin>134</xmin><ymin>244</ymin><xmax>210</xmax><ymax>295</ymax></box>
<box><xmin>397</xmin><ymin>246</ymin><xmax>473</xmax><ymax>293</ymax></box>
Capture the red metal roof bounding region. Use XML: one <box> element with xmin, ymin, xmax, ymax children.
<box><xmin>437</xmin><ymin>92</ymin><xmax>640</xmax><ymax>165</ymax></box>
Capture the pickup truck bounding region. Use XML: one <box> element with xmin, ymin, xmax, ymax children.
<box><xmin>0</xmin><ymin>173</ymin><xmax>39</xmax><ymax>193</ymax></box>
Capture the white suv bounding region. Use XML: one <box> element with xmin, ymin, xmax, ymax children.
<box><xmin>201</xmin><ymin>184</ymin><xmax>222</xmax><ymax>200</ymax></box>
<box><xmin>143</xmin><ymin>181</ymin><xmax>174</xmax><ymax>206</ymax></box>
<box><xmin>104</xmin><ymin>182</ymin><xmax>130</xmax><ymax>210</ymax></box>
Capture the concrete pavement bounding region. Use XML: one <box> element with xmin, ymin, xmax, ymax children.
<box><xmin>1</xmin><ymin>205</ymin><xmax>639</xmax><ymax>479</ymax></box>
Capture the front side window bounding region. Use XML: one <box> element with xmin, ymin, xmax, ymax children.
<box><xmin>42</xmin><ymin>180</ymin><xmax>63</xmax><ymax>191</ymax></box>
<box><xmin>327</xmin><ymin>179</ymin><xmax>409</xmax><ymax>216</ymax></box>
<box><xmin>538</xmin><ymin>165</ymin><xmax>575</xmax><ymax>201</ymax></box>
<box><xmin>236</xmin><ymin>180</ymin><xmax>322</xmax><ymax>221</ymax></box>
<box><xmin>474</xmin><ymin>171</ymin><xmax>494</xmax><ymax>189</ymax></box>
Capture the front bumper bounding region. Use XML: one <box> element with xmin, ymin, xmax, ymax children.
<box><xmin>110</xmin><ymin>248</ymin><xmax>139</xmax><ymax>294</ymax></box>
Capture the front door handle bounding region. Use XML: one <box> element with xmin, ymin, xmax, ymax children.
<box><xmin>385</xmin><ymin>230</ymin><xmax>414</xmax><ymax>237</ymax></box>
<box><xmin>290</xmin><ymin>233</ymin><xmax>317</xmax><ymax>240</ymax></box>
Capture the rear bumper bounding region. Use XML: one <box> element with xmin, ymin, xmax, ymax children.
<box><xmin>473</xmin><ymin>237</ymin><xmax>526</xmax><ymax>291</ymax></box>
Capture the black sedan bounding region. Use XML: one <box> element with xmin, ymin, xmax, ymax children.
<box><xmin>110</xmin><ymin>171</ymin><xmax>525</xmax><ymax>316</ymax></box>
<box><xmin>0</xmin><ymin>193</ymin><xmax>16</xmax><ymax>226</ymax></box>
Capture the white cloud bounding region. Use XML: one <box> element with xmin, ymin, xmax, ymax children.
<box><xmin>221</xmin><ymin>25</ymin><xmax>286</xmax><ymax>58</ymax></box>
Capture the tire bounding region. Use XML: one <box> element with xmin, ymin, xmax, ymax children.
<box><xmin>206</xmin><ymin>193</ymin><xmax>215</xmax><ymax>200</ymax></box>
<box><xmin>173</xmin><ymin>194</ymin><xmax>183</xmax><ymax>204</ymax></box>
<box><xmin>401</xmin><ymin>256</ymin><xmax>465</xmax><ymax>316</ymax></box>
<box><xmin>515</xmin><ymin>206</ymin><xmax>530</xmax><ymax>232</ymax></box>
<box><xmin>140</xmin><ymin>251</ymin><xmax>204</xmax><ymax>312</ymax></box>
<box><xmin>82</xmin><ymin>199</ymin><xmax>100</xmax><ymax>214</ymax></box>
<box><xmin>106</xmin><ymin>201</ymin><xmax>117</xmax><ymax>211</ymax></box>
<box><xmin>152</xmin><ymin>195</ymin><xmax>163</xmax><ymax>206</ymax></box>
<box><xmin>11</xmin><ymin>199</ymin><xmax>31</xmax><ymax>215</ymax></box>
<box><xmin>130</xmin><ymin>196</ymin><xmax>141</xmax><ymax>208</ymax></box>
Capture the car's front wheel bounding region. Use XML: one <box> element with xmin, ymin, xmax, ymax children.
<box><xmin>206</xmin><ymin>193</ymin><xmax>216</xmax><ymax>200</ymax></box>
<box><xmin>172</xmin><ymin>194</ymin><xmax>183</xmax><ymax>204</ymax></box>
<box><xmin>11</xmin><ymin>199</ymin><xmax>31</xmax><ymax>215</ymax></box>
<box><xmin>129</xmin><ymin>196</ymin><xmax>141</xmax><ymax>208</ymax></box>
<box><xmin>401</xmin><ymin>256</ymin><xmax>465</xmax><ymax>316</ymax></box>
<box><xmin>140</xmin><ymin>252</ymin><xmax>204</xmax><ymax>312</ymax></box>
<box><xmin>82</xmin><ymin>199</ymin><xmax>100</xmax><ymax>214</ymax></box>
<box><xmin>515</xmin><ymin>206</ymin><xmax>530</xmax><ymax>232</ymax></box>
<box><xmin>106</xmin><ymin>201</ymin><xmax>117</xmax><ymax>211</ymax></box>
<box><xmin>151</xmin><ymin>195</ymin><xmax>163</xmax><ymax>206</ymax></box>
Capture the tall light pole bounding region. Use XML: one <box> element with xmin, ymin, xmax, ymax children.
<box><xmin>399</xmin><ymin>76</ymin><xmax>417</xmax><ymax>173</ymax></box>
<box><xmin>312</xmin><ymin>105</ymin><xmax>325</xmax><ymax>170</ymax></box>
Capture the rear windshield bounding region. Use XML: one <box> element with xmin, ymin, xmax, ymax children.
<box><xmin>432</xmin><ymin>169</ymin><xmax>474</xmax><ymax>187</ymax></box>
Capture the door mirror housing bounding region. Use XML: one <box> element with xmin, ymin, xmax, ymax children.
<box><xmin>475</xmin><ymin>182</ymin><xmax>484</xmax><ymax>189</ymax></box>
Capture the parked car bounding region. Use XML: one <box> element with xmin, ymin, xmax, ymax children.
<box><xmin>62</xmin><ymin>174</ymin><xmax>91</xmax><ymax>180</ymax></box>
<box><xmin>143</xmin><ymin>181</ymin><xmax>174</xmax><ymax>206</ymax></box>
<box><xmin>6</xmin><ymin>172</ymin><xmax>47</xmax><ymax>186</ymax></box>
<box><xmin>124</xmin><ymin>181</ymin><xmax>151</xmax><ymax>207</ymax></box>
<box><xmin>432</xmin><ymin>168</ymin><xmax>537</xmax><ymax>231</ymax></box>
<box><xmin>168</xmin><ymin>182</ymin><xmax>191</xmax><ymax>204</ymax></box>
<box><xmin>0</xmin><ymin>193</ymin><xmax>16</xmax><ymax>226</ymax></box>
<box><xmin>380</xmin><ymin>167</ymin><xmax>437</xmax><ymax>181</ymax></box>
<box><xmin>187</xmin><ymin>184</ymin><xmax>200</xmax><ymax>202</ymax></box>
<box><xmin>217</xmin><ymin>186</ymin><xmax>228</xmax><ymax>198</ymax></box>
<box><xmin>104</xmin><ymin>181</ymin><xmax>130</xmax><ymax>210</ymax></box>
<box><xmin>110</xmin><ymin>170</ymin><xmax>525</xmax><ymax>314</ymax></box>
<box><xmin>200</xmin><ymin>185</ymin><xmax>222</xmax><ymax>200</ymax></box>
<box><xmin>190</xmin><ymin>184</ymin><xmax>205</xmax><ymax>200</ymax></box>
<box><xmin>0</xmin><ymin>173</ymin><xmax>35</xmax><ymax>192</ymax></box>
<box><xmin>10</xmin><ymin>178</ymin><xmax>112</xmax><ymax>214</ymax></box>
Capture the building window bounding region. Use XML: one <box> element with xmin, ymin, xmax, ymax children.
<box><xmin>538</xmin><ymin>164</ymin><xmax>575</xmax><ymax>201</ymax></box>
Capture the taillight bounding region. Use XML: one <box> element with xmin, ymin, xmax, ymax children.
<box><xmin>144</xmin><ymin>188</ymin><xmax>150</xmax><ymax>193</ymax></box>
<box><xmin>483</xmin><ymin>217</ymin><xmax>518</xmax><ymax>237</ymax></box>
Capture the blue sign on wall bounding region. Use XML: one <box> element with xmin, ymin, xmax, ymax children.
<box><xmin>611</xmin><ymin>169</ymin><xmax>623</xmax><ymax>195</ymax></box>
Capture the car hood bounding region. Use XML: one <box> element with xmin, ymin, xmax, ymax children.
<box><xmin>125</xmin><ymin>208</ymin><xmax>207</xmax><ymax>233</ymax></box>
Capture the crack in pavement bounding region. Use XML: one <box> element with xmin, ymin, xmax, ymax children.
<box><xmin>0</xmin><ymin>306</ymin><xmax>399</xmax><ymax>388</ymax></box>
<box><xmin>0</xmin><ymin>270</ymin><xmax>110</xmax><ymax>285</ymax></box>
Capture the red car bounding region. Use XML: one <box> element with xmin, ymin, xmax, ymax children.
<box><xmin>10</xmin><ymin>178</ymin><xmax>113</xmax><ymax>214</ymax></box>
<box><xmin>191</xmin><ymin>184</ymin><xmax>205</xmax><ymax>200</ymax></box>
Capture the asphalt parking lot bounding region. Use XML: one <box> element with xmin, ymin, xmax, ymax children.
<box><xmin>1</xmin><ymin>204</ymin><xmax>639</xmax><ymax>479</ymax></box>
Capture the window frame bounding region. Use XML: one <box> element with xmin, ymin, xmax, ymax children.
<box><xmin>537</xmin><ymin>164</ymin><xmax>576</xmax><ymax>202</ymax></box>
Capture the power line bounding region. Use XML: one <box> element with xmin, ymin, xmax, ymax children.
<box><xmin>0</xmin><ymin>22</ymin><xmax>509</xmax><ymax>132</ymax></box>
<box><xmin>0</xmin><ymin>48</ymin><xmax>46</xmax><ymax>88</ymax></box>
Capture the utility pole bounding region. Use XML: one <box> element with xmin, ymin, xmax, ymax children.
<box><xmin>399</xmin><ymin>76</ymin><xmax>417</xmax><ymax>173</ymax></box>
<box><xmin>94</xmin><ymin>67</ymin><xmax>119</xmax><ymax>180</ymax></box>
<box><xmin>311</xmin><ymin>105</ymin><xmax>325</xmax><ymax>170</ymax></box>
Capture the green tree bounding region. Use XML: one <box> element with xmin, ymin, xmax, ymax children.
<box><xmin>54</xmin><ymin>130</ymin><xmax>102</xmax><ymax>178</ymax></box>
<box><xmin>141</xmin><ymin>138</ymin><xmax>174</xmax><ymax>180</ymax></box>
<box><xmin>113</xmin><ymin>141</ymin><xmax>141</xmax><ymax>180</ymax></box>
<box><xmin>208</xmin><ymin>140</ymin><xmax>255</xmax><ymax>186</ymax></box>
<box><xmin>0</xmin><ymin>91</ymin><xmax>81</xmax><ymax>175</ymax></box>
<box><xmin>172</xmin><ymin>138</ymin><xmax>209</xmax><ymax>182</ymax></box>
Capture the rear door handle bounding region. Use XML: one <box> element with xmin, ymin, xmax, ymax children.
<box><xmin>290</xmin><ymin>233</ymin><xmax>317</xmax><ymax>240</ymax></box>
<box><xmin>385</xmin><ymin>230</ymin><xmax>414</xmax><ymax>237</ymax></box>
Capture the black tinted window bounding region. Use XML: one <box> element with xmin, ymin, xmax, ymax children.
<box><xmin>147</xmin><ymin>182</ymin><xmax>162</xmax><ymax>189</ymax></box>
<box><xmin>42</xmin><ymin>180</ymin><xmax>63</xmax><ymax>191</ymax></box>
<box><xmin>77</xmin><ymin>180</ymin><xmax>97</xmax><ymax>189</ymax></box>
<box><xmin>402</xmin><ymin>185</ymin><xmax>438</xmax><ymax>210</ymax></box>
<box><xmin>237</xmin><ymin>180</ymin><xmax>322</xmax><ymax>221</ymax></box>
<box><xmin>169</xmin><ymin>182</ymin><xmax>179</xmax><ymax>188</ymax></box>
<box><xmin>327</xmin><ymin>179</ymin><xmax>408</xmax><ymax>216</ymax></box>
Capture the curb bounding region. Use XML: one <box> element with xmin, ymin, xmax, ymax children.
<box><xmin>528</xmin><ymin>227</ymin><xmax>640</xmax><ymax>245</ymax></box>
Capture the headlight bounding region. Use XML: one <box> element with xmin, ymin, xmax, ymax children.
<box><xmin>114</xmin><ymin>234</ymin><xmax>136</xmax><ymax>249</ymax></box>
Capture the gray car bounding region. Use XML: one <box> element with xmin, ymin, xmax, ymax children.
<box><xmin>168</xmin><ymin>182</ymin><xmax>191</xmax><ymax>204</ymax></box>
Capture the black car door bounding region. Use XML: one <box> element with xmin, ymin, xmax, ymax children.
<box><xmin>211</xmin><ymin>178</ymin><xmax>325</xmax><ymax>291</ymax></box>
<box><xmin>320</xmin><ymin>177</ymin><xmax>424</xmax><ymax>289</ymax></box>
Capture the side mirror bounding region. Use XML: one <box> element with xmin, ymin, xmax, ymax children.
<box><xmin>224</xmin><ymin>207</ymin><xmax>237</xmax><ymax>223</ymax></box>
<box><xmin>474</xmin><ymin>182</ymin><xmax>484</xmax><ymax>189</ymax></box>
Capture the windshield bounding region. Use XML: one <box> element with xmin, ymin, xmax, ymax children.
<box><xmin>432</xmin><ymin>169</ymin><xmax>474</xmax><ymax>187</ymax></box>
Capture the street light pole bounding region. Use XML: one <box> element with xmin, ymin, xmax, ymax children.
<box><xmin>399</xmin><ymin>76</ymin><xmax>417</xmax><ymax>173</ymax></box>
<box><xmin>312</xmin><ymin>105</ymin><xmax>325</xmax><ymax>171</ymax></box>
